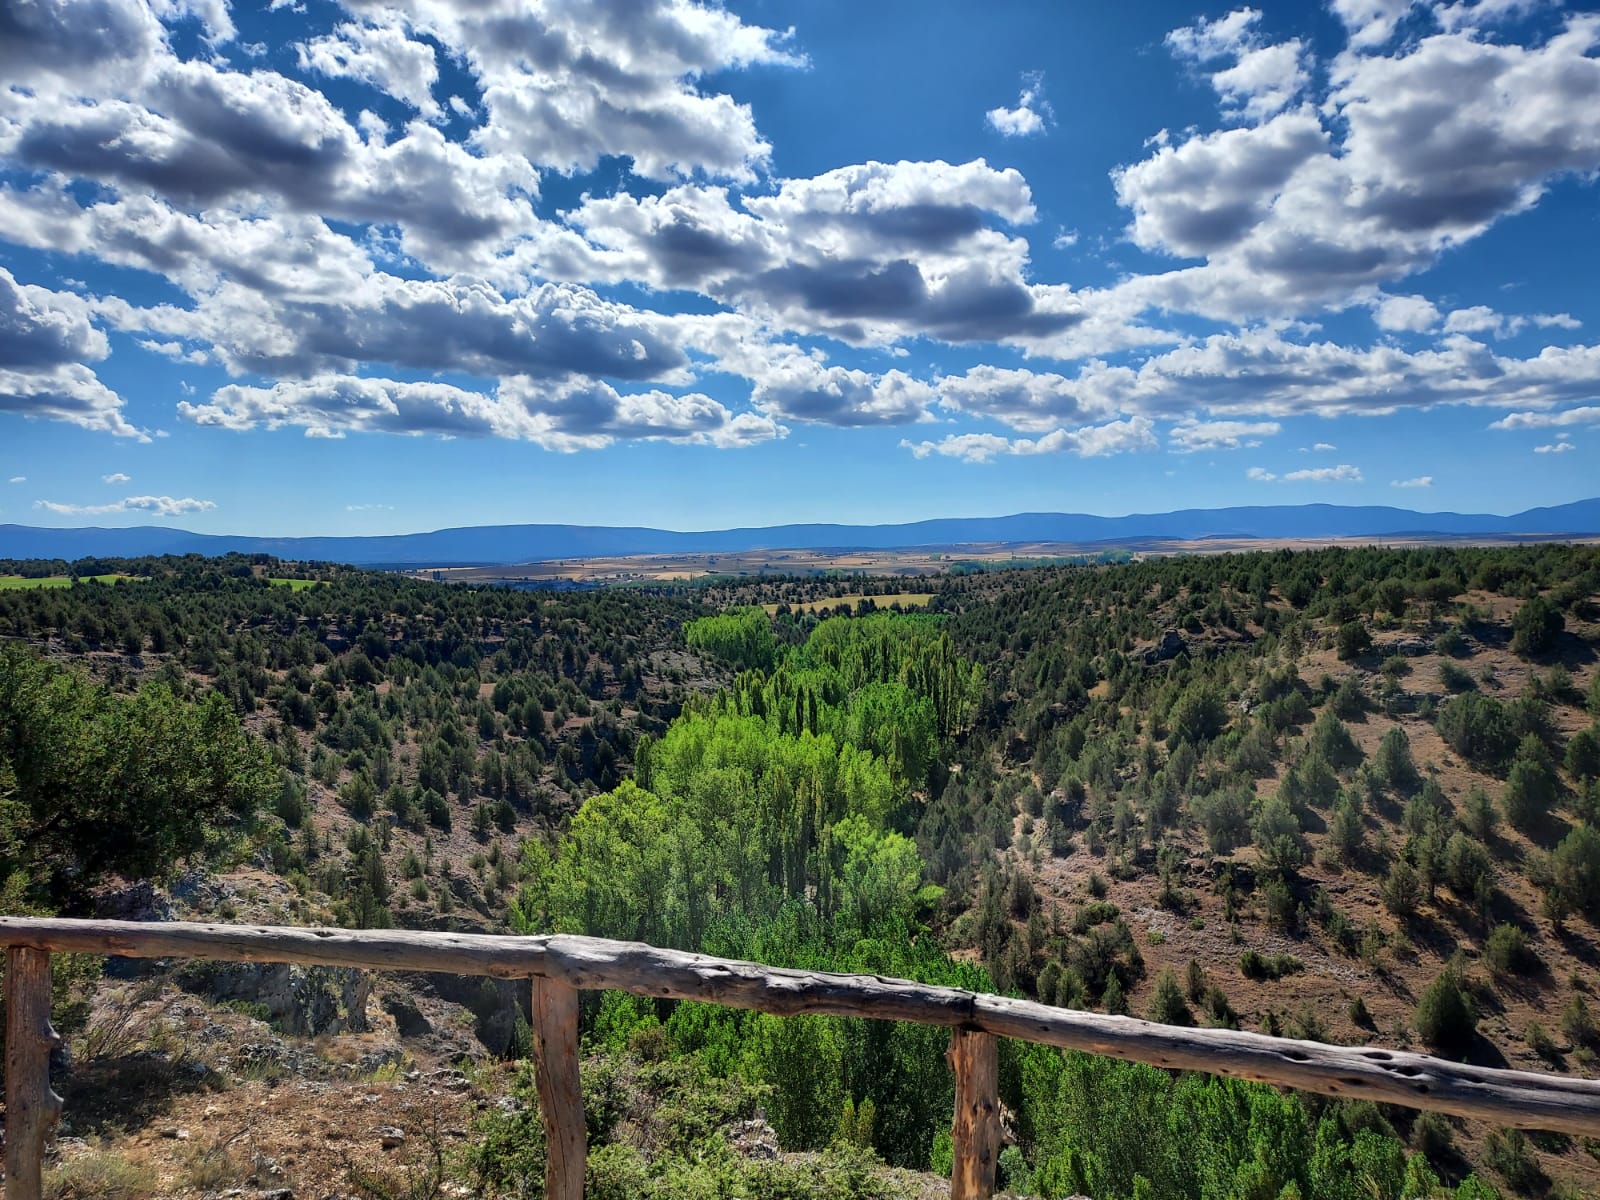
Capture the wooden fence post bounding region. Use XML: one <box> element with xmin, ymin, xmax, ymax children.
<box><xmin>948</xmin><ymin>1026</ymin><xmax>1001</xmax><ymax>1200</ymax></box>
<box><xmin>531</xmin><ymin>976</ymin><xmax>586</xmax><ymax>1200</ymax></box>
<box><xmin>5</xmin><ymin>947</ymin><xmax>63</xmax><ymax>1200</ymax></box>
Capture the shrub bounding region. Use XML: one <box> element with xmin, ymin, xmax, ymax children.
<box><xmin>1382</xmin><ymin>858</ymin><xmax>1421</xmax><ymax>918</ymax></box>
<box><xmin>1484</xmin><ymin>924</ymin><xmax>1536</xmax><ymax>976</ymax></box>
<box><xmin>1561</xmin><ymin>995</ymin><xmax>1599</xmax><ymax>1050</ymax></box>
<box><xmin>1550</xmin><ymin>825</ymin><xmax>1600</xmax><ymax>917</ymax></box>
<box><xmin>1439</xmin><ymin>661</ymin><xmax>1476</xmax><ymax>693</ymax></box>
<box><xmin>1254</xmin><ymin>796</ymin><xmax>1307</xmax><ymax>873</ymax></box>
<box><xmin>1336</xmin><ymin>621</ymin><xmax>1372</xmax><ymax>661</ymax></box>
<box><xmin>1504</xmin><ymin>745</ymin><xmax>1559</xmax><ymax>832</ymax></box>
<box><xmin>1566</xmin><ymin>729</ymin><xmax>1600</xmax><ymax>783</ymax></box>
<box><xmin>1528</xmin><ymin>1022</ymin><xmax>1561</xmax><ymax>1065</ymax></box>
<box><xmin>1415</xmin><ymin>968</ymin><xmax>1476</xmax><ymax>1054</ymax></box>
<box><xmin>1510</xmin><ymin>595</ymin><xmax>1563</xmax><ymax>658</ymax></box>
<box><xmin>1485</xmin><ymin>1128</ymin><xmax>1547</xmax><ymax>1193</ymax></box>
<box><xmin>1436</xmin><ymin>693</ymin><xmax>1516</xmax><ymax>766</ymax></box>
<box><xmin>1146</xmin><ymin>968</ymin><xmax>1193</xmax><ymax>1026</ymax></box>
<box><xmin>1239</xmin><ymin>950</ymin><xmax>1304</xmax><ymax>980</ymax></box>
<box><xmin>1374</xmin><ymin>726</ymin><xmax>1419</xmax><ymax>793</ymax></box>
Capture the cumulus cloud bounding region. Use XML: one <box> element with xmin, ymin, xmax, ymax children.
<box><xmin>102</xmin><ymin>472</ymin><xmax>132</xmax><ymax>484</ymax></box>
<box><xmin>8</xmin><ymin>476</ymin><xmax>24</xmax><ymax>484</ymax></box>
<box><xmin>1444</xmin><ymin>305</ymin><xmax>1583</xmax><ymax>338</ymax></box>
<box><xmin>382</xmin><ymin>0</ymin><xmax>803</xmax><ymax>182</ymax></box>
<box><xmin>1391</xmin><ymin>474</ymin><xmax>1433</xmax><ymax>487</ymax></box>
<box><xmin>987</xmin><ymin>72</ymin><xmax>1053</xmax><ymax>137</ymax></box>
<box><xmin>1373</xmin><ymin>294</ymin><xmax>1439</xmax><ymax>332</ymax></box>
<box><xmin>1250</xmin><ymin>463</ymin><xmax>1363</xmax><ymax>482</ymax></box>
<box><xmin>297</xmin><ymin>16</ymin><xmax>441</xmax><ymax>118</ymax></box>
<box><xmin>1490</xmin><ymin>407</ymin><xmax>1600</xmax><ymax>430</ymax></box>
<box><xmin>900</xmin><ymin>416</ymin><xmax>1156</xmax><ymax>463</ymax></box>
<box><xmin>34</xmin><ymin>494</ymin><xmax>217</xmax><ymax>517</ymax></box>
<box><xmin>1534</xmin><ymin>441</ymin><xmax>1575</xmax><ymax>454</ymax></box>
<box><xmin>1167</xmin><ymin>9</ymin><xmax>1310</xmax><ymax>122</ymax></box>
<box><xmin>552</xmin><ymin>159</ymin><xmax>1083</xmax><ymax>347</ymax></box>
<box><xmin>1115</xmin><ymin>13</ymin><xmax>1600</xmax><ymax>319</ymax></box>
<box><xmin>1168</xmin><ymin>418</ymin><xmax>1280</xmax><ymax>452</ymax></box>
<box><xmin>751</xmin><ymin>363</ymin><xmax>935</xmax><ymax>428</ymax></box>
<box><xmin>180</xmin><ymin>373</ymin><xmax>784</xmax><ymax>450</ymax></box>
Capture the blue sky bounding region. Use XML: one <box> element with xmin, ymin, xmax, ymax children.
<box><xmin>2</xmin><ymin>0</ymin><xmax>1599</xmax><ymax>535</ymax></box>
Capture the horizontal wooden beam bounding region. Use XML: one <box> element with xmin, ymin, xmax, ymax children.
<box><xmin>5</xmin><ymin>917</ymin><xmax>1600</xmax><ymax>1136</ymax></box>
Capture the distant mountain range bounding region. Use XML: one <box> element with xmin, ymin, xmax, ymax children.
<box><xmin>4</xmin><ymin>498</ymin><xmax>1600</xmax><ymax>567</ymax></box>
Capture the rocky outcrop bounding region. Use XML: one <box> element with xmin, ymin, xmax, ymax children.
<box><xmin>179</xmin><ymin>961</ymin><xmax>371</xmax><ymax>1037</ymax></box>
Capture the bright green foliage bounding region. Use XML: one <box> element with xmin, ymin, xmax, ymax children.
<box><xmin>0</xmin><ymin>647</ymin><xmax>273</xmax><ymax>905</ymax></box>
<box><xmin>1019</xmin><ymin>1049</ymin><xmax>1470</xmax><ymax>1200</ymax></box>
<box><xmin>683</xmin><ymin>607</ymin><xmax>778</xmax><ymax>671</ymax></box>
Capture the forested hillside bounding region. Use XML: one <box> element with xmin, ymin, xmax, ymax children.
<box><xmin>2</xmin><ymin>545</ymin><xmax>1598</xmax><ymax>1199</ymax></box>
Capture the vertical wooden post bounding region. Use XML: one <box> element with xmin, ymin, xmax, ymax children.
<box><xmin>531</xmin><ymin>977</ymin><xmax>586</xmax><ymax>1200</ymax></box>
<box><xmin>947</xmin><ymin>1026</ymin><xmax>1001</xmax><ymax>1200</ymax></box>
<box><xmin>5</xmin><ymin>947</ymin><xmax>63</xmax><ymax>1200</ymax></box>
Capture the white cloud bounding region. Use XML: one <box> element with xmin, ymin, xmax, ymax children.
<box><xmin>346</xmin><ymin>503</ymin><xmax>395</xmax><ymax>511</ymax></box>
<box><xmin>1534</xmin><ymin>441</ymin><xmax>1575</xmax><ymax>453</ymax></box>
<box><xmin>102</xmin><ymin>472</ymin><xmax>132</xmax><ymax>484</ymax></box>
<box><xmin>1114</xmin><ymin>14</ymin><xmax>1600</xmax><ymax>320</ymax></box>
<box><xmin>34</xmin><ymin>494</ymin><xmax>216</xmax><ymax>517</ymax></box>
<box><xmin>8</xmin><ymin>476</ymin><xmax>24</xmax><ymax>484</ymax></box>
<box><xmin>900</xmin><ymin>416</ymin><xmax>1156</xmax><ymax>463</ymax></box>
<box><xmin>1168</xmin><ymin>10</ymin><xmax>1310</xmax><ymax>122</ymax></box>
<box><xmin>1391</xmin><ymin>475</ymin><xmax>1433</xmax><ymax>487</ymax></box>
<box><xmin>1373</xmin><ymin>294</ymin><xmax>1439</xmax><ymax>332</ymax></box>
<box><xmin>753</xmin><ymin>363</ymin><xmax>936</xmax><ymax>428</ymax></box>
<box><xmin>986</xmin><ymin>72</ymin><xmax>1053</xmax><ymax>137</ymax></box>
<box><xmin>1490</xmin><ymin>407</ymin><xmax>1600</xmax><ymax>430</ymax></box>
<box><xmin>180</xmin><ymin>373</ymin><xmax>784</xmax><ymax>450</ymax></box>
<box><xmin>1313</xmin><ymin>442</ymin><xmax>1337</xmax><ymax>451</ymax></box>
<box><xmin>1168</xmin><ymin>418</ymin><xmax>1280</xmax><ymax>452</ymax></box>
<box><xmin>1251</xmin><ymin>463</ymin><xmax>1363</xmax><ymax>482</ymax></box>
<box><xmin>297</xmin><ymin>16</ymin><xmax>441</xmax><ymax>119</ymax></box>
<box><xmin>550</xmin><ymin>159</ymin><xmax>1080</xmax><ymax>348</ymax></box>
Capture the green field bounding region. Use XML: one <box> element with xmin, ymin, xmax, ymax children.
<box><xmin>760</xmin><ymin>592</ymin><xmax>934</xmax><ymax>615</ymax></box>
<box><xmin>0</xmin><ymin>574</ymin><xmax>134</xmax><ymax>590</ymax></box>
<box><xmin>267</xmin><ymin>577</ymin><xmax>325</xmax><ymax>591</ymax></box>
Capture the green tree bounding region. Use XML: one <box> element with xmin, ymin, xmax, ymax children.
<box><xmin>1336</xmin><ymin>621</ymin><xmax>1372</xmax><ymax>661</ymax></box>
<box><xmin>1415</xmin><ymin>968</ymin><xmax>1476</xmax><ymax>1055</ymax></box>
<box><xmin>1510</xmin><ymin>595</ymin><xmax>1563</xmax><ymax>658</ymax></box>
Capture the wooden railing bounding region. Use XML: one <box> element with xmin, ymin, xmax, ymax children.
<box><xmin>4</xmin><ymin>918</ymin><xmax>1600</xmax><ymax>1199</ymax></box>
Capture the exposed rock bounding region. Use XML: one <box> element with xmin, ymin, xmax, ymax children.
<box><xmin>93</xmin><ymin>880</ymin><xmax>172</xmax><ymax>923</ymax></box>
<box><xmin>382</xmin><ymin>993</ymin><xmax>432</xmax><ymax>1039</ymax></box>
<box><xmin>373</xmin><ymin>1125</ymin><xmax>406</xmax><ymax>1149</ymax></box>
<box><xmin>1143</xmin><ymin>629</ymin><xmax>1187</xmax><ymax>665</ymax></box>
<box><xmin>180</xmin><ymin>961</ymin><xmax>371</xmax><ymax>1037</ymax></box>
<box><xmin>727</xmin><ymin>1116</ymin><xmax>780</xmax><ymax>1161</ymax></box>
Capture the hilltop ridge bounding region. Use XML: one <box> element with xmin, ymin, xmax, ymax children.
<box><xmin>4</xmin><ymin>498</ymin><xmax>1600</xmax><ymax>566</ymax></box>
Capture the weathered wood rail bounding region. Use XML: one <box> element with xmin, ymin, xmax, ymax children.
<box><xmin>4</xmin><ymin>918</ymin><xmax>1600</xmax><ymax>1199</ymax></box>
